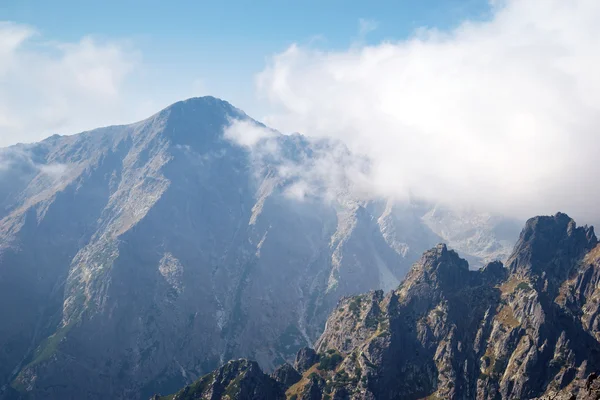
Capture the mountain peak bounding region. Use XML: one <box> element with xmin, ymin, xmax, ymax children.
<box><xmin>435</xmin><ymin>242</ymin><xmax>448</xmax><ymax>253</ymax></box>
<box><xmin>142</xmin><ymin>96</ymin><xmax>251</xmax><ymax>149</ymax></box>
<box><xmin>158</xmin><ymin>95</ymin><xmax>247</xmax><ymax>123</ymax></box>
<box><xmin>163</xmin><ymin>96</ymin><xmax>242</xmax><ymax>114</ymax></box>
<box><xmin>399</xmin><ymin>243</ymin><xmax>470</xmax><ymax>299</ymax></box>
<box><xmin>418</xmin><ymin>243</ymin><xmax>467</xmax><ymax>272</ymax></box>
<box><xmin>156</xmin><ymin>359</ymin><xmax>285</xmax><ymax>400</ymax></box>
<box><xmin>506</xmin><ymin>212</ymin><xmax>597</xmax><ymax>282</ymax></box>
<box><xmin>480</xmin><ymin>260</ymin><xmax>508</xmax><ymax>283</ymax></box>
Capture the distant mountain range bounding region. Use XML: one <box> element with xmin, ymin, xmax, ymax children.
<box><xmin>158</xmin><ymin>213</ymin><xmax>600</xmax><ymax>400</ymax></box>
<box><xmin>0</xmin><ymin>97</ymin><xmax>521</xmax><ymax>399</ymax></box>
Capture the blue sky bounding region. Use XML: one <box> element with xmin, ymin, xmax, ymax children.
<box><xmin>2</xmin><ymin>0</ymin><xmax>491</xmax><ymax>45</ymax></box>
<box><xmin>0</xmin><ymin>0</ymin><xmax>491</xmax><ymax>128</ymax></box>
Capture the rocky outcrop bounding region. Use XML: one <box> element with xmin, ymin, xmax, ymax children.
<box><xmin>534</xmin><ymin>373</ymin><xmax>600</xmax><ymax>399</ymax></box>
<box><xmin>154</xmin><ymin>359</ymin><xmax>285</xmax><ymax>400</ymax></box>
<box><xmin>162</xmin><ymin>213</ymin><xmax>600</xmax><ymax>399</ymax></box>
<box><xmin>294</xmin><ymin>348</ymin><xmax>319</xmax><ymax>374</ymax></box>
<box><xmin>507</xmin><ymin>212</ymin><xmax>597</xmax><ymax>291</ymax></box>
<box><xmin>271</xmin><ymin>364</ymin><xmax>301</xmax><ymax>390</ymax></box>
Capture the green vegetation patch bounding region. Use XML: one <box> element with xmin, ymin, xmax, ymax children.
<box><xmin>27</xmin><ymin>322</ymin><xmax>75</xmax><ymax>368</ymax></box>
<box><xmin>516</xmin><ymin>282</ymin><xmax>532</xmax><ymax>292</ymax></box>
<box><xmin>318</xmin><ymin>351</ymin><xmax>343</xmax><ymax>371</ymax></box>
<box><xmin>349</xmin><ymin>298</ymin><xmax>362</xmax><ymax>316</ymax></box>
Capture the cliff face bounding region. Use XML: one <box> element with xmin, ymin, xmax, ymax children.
<box><xmin>0</xmin><ymin>97</ymin><xmax>516</xmax><ymax>400</ymax></box>
<box><xmin>162</xmin><ymin>213</ymin><xmax>600</xmax><ymax>400</ymax></box>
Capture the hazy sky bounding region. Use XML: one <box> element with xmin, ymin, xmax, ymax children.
<box><xmin>2</xmin><ymin>0</ymin><xmax>600</xmax><ymax>221</ymax></box>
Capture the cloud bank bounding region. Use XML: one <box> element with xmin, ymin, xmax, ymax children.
<box><xmin>0</xmin><ymin>147</ymin><xmax>67</xmax><ymax>180</ymax></box>
<box><xmin>0</xmin><ymin>22</ymin><xmax>145</xmax><ymax>147</ymax></box>
<box><xmin>224</xmin><ymin>119</ymin><xmax>372</xmax><ymax>203</ymax></box>
<box><xmin>255</xmin><ymin>0</ymin><xmax>600</xmax><ymax>221</ymax></box>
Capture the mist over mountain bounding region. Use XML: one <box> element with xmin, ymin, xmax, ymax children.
<box><xmin>0</xmin><ymin>97</ymin><xmax>520</xmax><ymax>399</ymax></box>
<box><xmin>256</xmin><ymin>0</ymin><xmax>600</xmax><ymax>223</ymax></box>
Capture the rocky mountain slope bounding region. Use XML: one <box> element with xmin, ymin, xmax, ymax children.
<box><xmin>0</xmin><ymin>97</ymin><xmax>518</xmax><ymax>400</ymax></box>
<box><xmin>159</xmin><ymin>213</ymin><xmax>600</xmax><ymax>399</ymax></box>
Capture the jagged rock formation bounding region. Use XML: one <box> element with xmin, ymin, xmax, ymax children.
<box><xmin>153</xmin><ymin>360</ymin><xmax>285</xmax><ymax>400</ymax></box>
<box><xmin>534</xmin><ymin>372</ymin><xmax>600</xmax><ymax>399</ymax></box>
<box><xmin>161</xmin><ymin>213</ymin><xmax>600</xmax><ymax>399</ymax></box>
<box><xmin>270</xmin><ymin>364</ymin><xmax>301</xmax><ymax>391</ymax></box>
<box><xmin>0</xmin><ymin>97</ymin><xmax>516</xmax><ymax>400</ymax></box>
<box><xmin>294</xmin><ymin>348</ymin><xmax>319</xmax><ymax>374</ymax></box>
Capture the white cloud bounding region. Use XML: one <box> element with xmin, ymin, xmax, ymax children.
<box><xmin>39</xmin><ymin>163</ymin><xmax>68</xmax><ymax>179</ymax></box>
<box><xmin>255</xmin><ymin>0</ymin><xmax>600</xmax><ymax>221</ymax></box>
<box><xmin>0</xmin><ymin>147</ymin><xmax>67</xmax><ymax>181</ymax></box>
<box><xmin>0</xmin><ymin>21</ymin><xmax>146</xmax><ymax>147</ymax></box>
<box><xmin>224</xmin><ymin>119</ymin><xmax>372</xmax><ymax>203</ymax></box>
<box><xmin>0</xmin><ymin>147</ymin><xmax>34</xmax><ymax>172</ymax></box>
<box><xmin>223</xmin><ymin>119</ymin><xmax>276</xmax><ymax>148</ymax></box>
